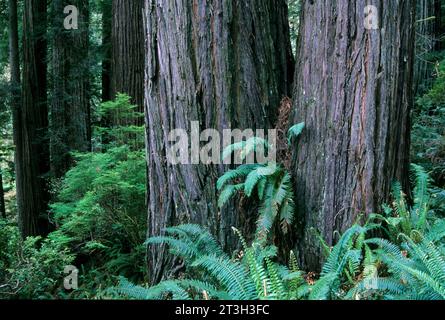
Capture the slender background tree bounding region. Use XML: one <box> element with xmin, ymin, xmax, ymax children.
<box><xmin>0</xmin><ymin>171</ymin><xmax>5</xmax><ymax>218</ymax></box>
<box><xmin>101</xmin><ymin>0</ymin><xmax>112</xmax><ymax>103</ymax></box>
<box><xmin>110</xmin><ymin>0</ymin><xmax>144</xmax><ymax>125</ymax></box>
<box><xmin>50</xmin><ymin>0</ymin><xmax>91</xmax><ymax>178</ymax></box>
<box><xmin>8</xmin><ymin>0</ymin><xmax>20</xmax><ymax>223</ymax></box>
<box><xmin>415</xmin><ymin>0</ymin><xmax>439</xmax><ymax>93</ymax></box>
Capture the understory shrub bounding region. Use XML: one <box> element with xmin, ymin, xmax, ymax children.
<box><xmin>0</xmin><ymin>95</ymin><xmax>147</xmax><ymax>299</ymax></box>
<box><xmin>412</xmin><ymin>57</ymin><xmax>445</xmax><ymax>186</ymax></box>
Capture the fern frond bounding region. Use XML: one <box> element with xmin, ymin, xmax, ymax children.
<box><xmin>216</xmin><ymin>164</ymin><xmax>259</xmax><ymax>191</ymax></box>
<box><xmin>309</xmin><ymin>273</ymin><xmax>337</xmax><ymax>300</ymax></box>
<box><xmin>218</xmin><ymin>183</ymin><xmax>245</xmax><ymax>208</ymax></box>
<box><xmin>244</xmin><ymin>168</ymin><xmax>266</xmax><ymax>197</ymax></box>
<box><xmin>191</xmin><ymin>255</ymin><xmax>257</xmax><ymax>300</ymax></box>
<box><xmin>232</xmin><ymin>228</ymin><xmax>270</xmax><ymax>298</ymax></box>
<box><xmin>177</xmin><ymin>279</ymin><xmax>231</xmax><ymax>300</ymax></box>
<box><xmin>146</xmin><ymin>236</ymin><xmax>199</xmax><ymax>261</ymax></box>
<box><xmin>240</xmin><ymin>137</ymin><xmax>270</xmax><ymax>162</ymax></box>
<box><xmin>410</xmin><ymin>164</ymin><xmax>431</xmax><ymax>231</ymax></box>
<box><xmin>287</xmin><ymin>122</ymin><xmax>305</xmax><ymax>144</ymax></box>
<box><xmin>222</xmin><ymin>141</ymin><xmax>247</xmax><ymax>162</ymax></box>
<box><xmin>265</xmin><ymin>257</ymin><xmax>285</xmax><ymax>299</ymax></box>
<box><xmin>114</xmin><ymin>277</ymin><xmax>191</xmax><ymax>300</ymax></box>
<box><xmin>222</xmin><ymin>137</ymin><xmax>270</xmax><ymax>163</ymax></box>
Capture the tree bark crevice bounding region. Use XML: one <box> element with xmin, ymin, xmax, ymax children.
<box><xmin>291</xmin><ymin>0</ymin><xmax>416</xmax><ymax>271</ymax></box>
<box><xmin>144</xmin><ymin>0</ymin><xmax>294</xmax><ymax>284</ymax></box>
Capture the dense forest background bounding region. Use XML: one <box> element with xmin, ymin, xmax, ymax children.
<box><xmin>0</xmin><ymin>0</ymin><xmax>445</xmax><ymax>300</ymax></box>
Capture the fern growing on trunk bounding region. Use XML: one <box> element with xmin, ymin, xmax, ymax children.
<box><xmin>217</xmin><ymin>123</ymin><xmax>304</xmax><ymax>238</ymax></box>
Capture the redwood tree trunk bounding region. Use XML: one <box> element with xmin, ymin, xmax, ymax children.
<box><xmin>50</xmin><ymin>0</ymin><xmax>91</xmax><ymax>178</ymax></box>
<box><xmin>0</xmin><ymin>171</ymin><xmax>5</xmax><ymax>219</ymax></box>
<box><xmin>17</xmin><ymin>0</ymin><xmax>50</xmax><ymax>237</ymax></box>
<box><xmin>111</xmin><ymin>0</ymin><xmax>145</xmax><ymax>125</ymax></box>
<box><xmin>144</xmin><ymin>0</ymin><xmax>294</xmax><ymax>283</ymax></box>
<box><xmin>291</xmin><ymin>0</ymin><xmax>416</xmax><ymax>271</ymax></box>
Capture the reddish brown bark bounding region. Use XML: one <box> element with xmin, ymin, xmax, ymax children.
<box><xmin>144</xmin><ymin>0</ymin><xmax>294</xmax><ymax>283</ymax></box>
<box><xmin>111</xmin><ymin>0</ymin><xmax>145</xmax><ymax>125</ymax></box>
<box><xmin>292</xmin><ymin>0</ymin><xmax>416</xmax><ymax>270</ymax></box>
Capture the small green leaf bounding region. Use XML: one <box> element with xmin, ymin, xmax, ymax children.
<box><xmin>288</xmin><ymin>122</ymin><xmax>305</xmax><ymax>144</ymax></box>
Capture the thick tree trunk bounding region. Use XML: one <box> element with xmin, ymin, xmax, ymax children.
<box><xmin>0</xmin><ymin>171</ymin><xmax>5</xmax><ymax>219</ymax></box>
<box><xmin>291</xmin><ymin>0</ymin><xmax>416</xmax><ymax>271</ymax></box>
<box><xmin>17</xmin><ymin>0</ymin><xmax>50</xmax><ymax>237</ymax></box>
<box><xmin>144</xmin><ymin>0</ymin><xmax>294</xmax><ymax>283</ymax></box>
<box><xmin>111</xmin><ymin>0</ymin><xmax>145</xmax><ymax>125</ymax></box>
<box><xmin>50</xmin><ymin>0</ymin><xmax>91</xmax><ymax>178</ymax></box>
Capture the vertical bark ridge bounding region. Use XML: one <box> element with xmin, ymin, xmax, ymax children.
<box><xmin>144</xmin><ymin>0</ymin><xmax>294</xmax><ymax>283</ymax></box>
<box><xmin>51</xmin><ymin>0</ymin><xmax>91</xmax><ymax>178</ymax></box>
<box><xmin>292</xmin><ymin>0</ymin><xmax>415</xmax><ymax>270</ymax></box>
<box><xmin>18</xmin><ymin>0</ymin><xmax>50</xmax><ymax>237</ymax></box>
<box><xmin>111</xmin><ymin>0</ymin><xmax>145</xmax><ymax>125</ymax></box>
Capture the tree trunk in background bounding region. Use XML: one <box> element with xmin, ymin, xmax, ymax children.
<box><xmin>435</xmin><ymin>0</ymin><xmax>444</xmax><ymax>50</ymax></box>
<box><xmin>144</xmin><ymin>0</ymin><xmax>294</xmax><ymax>284</ymax></box>
<box><xmin>292</xmin><ymin>0</ymin><xmax>416</xmax><ymax>271</ymax></box>
<box><xmin>50</xmin><ymin>0</ymin><xmax>91</xmax><ymax>179</ymax></box>
<box><xmin>0</xmin><ymin>171</ymin><xmax>5</xmax><ymax>219</ymax></box>
<box><xmin>8</xmin><ymin>0</ymin><xmax>20</xmax><ymax>220</ymax></box>
<box><xmin>111</xmin><ymin>0</ymin><xmax>145</xmax><ymax>125</ymax></box>
<box><xmin>17</xmin><ymin>0</ymin><xmax>50</xmax><ymax>237</ymax></box>
<box><xmin>414</xmin><ymin>0</ymin><xmax>437</xmax><ymax>94</ymax></box>
<box><xmin>101</xmin><ymin>0</ymin><xmax>112</xmax><ymax>102</ymax></box>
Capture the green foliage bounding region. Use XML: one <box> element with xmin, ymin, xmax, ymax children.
<box><xmin>49</xmin><ymin>147</ymin><xmax>147</xmax><ymax>288</ymax></box>
<box><xmin>0</xmin><ymin>220</ymin><xmax>74</xmax><ymax>299</ymax></box>
<box><xmin>146</xmin><ymin>224</ymin><xmax>226</xmax><ymax>264</ymax></box>
<box><xmin>113</xmin><ymin>225</ymin><xmax>309</xmax><ymax>300</ymax></box>
<box><xmin>221</xmin><ymin>137</ymin><xmax>270</xmax><ymax>163</ymax></box>
<box><xmin>217</xmin><ymin>124</ymin><xmax>304</xmax><ymax>238</ymax></box>
<box><xmin>287</xmin><ymin>122</ymin><xmax>305</xmax><ymax>144</ymax></box>
<box><xmin>1</xmin><ymin>95</ymin><xmax>147</xmax><ymax>299</ymax></box>
<box><xmin>129</xmin><ymin>122</ymin><xmax>435</xmax><ymax>302</ymax></box>
<box><xmin>362</xmin><ymin>231</ymin><xmax>445</xmax><ymax>300</ymax></box>
<box><xmin>312</xmin><ymin>167</ymin><xmax>445</xmax><ymax>300</ymax></box>
<box><xmin>412</xmin><ymin>58</ymin><xmax>445</xmax><ymax>186</ymax></box>
<box><xmin>372</xmin><ymin>164</ymin><xmax>434</xmax><ymax>242</ymax></box>
<box><xmin>218</xmin><ymin>163</ymin><xmax>295</xmax><ymax>238</ymax></box>
<box><xmin>288</xmin><ymin>0</ymin><xmax>301</xmax><ymax>55</ymax></box>
<box><xmin>308</xmin><ymin>224</ymin><xmax>378</xmax><ymax>300</ymax></box>
<box><xmin>94</xmin><ymin>93</ymin><xmax>144</xmax><ymax>149</ymax></box>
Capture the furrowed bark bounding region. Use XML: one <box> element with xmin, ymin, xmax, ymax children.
<box><xmin>144</xmin><ymin>0</ymin><xmax>294</xmax><ymax>284</ymax></box>
<box><xmin>292</xmin><ymin>0</ymin><xmax>416</xmax><ymax>271</ymax></box>
<box><xmin>17</xmin><ymin>0</ymin><xmax>50</xmax><ymax>237</ymax></box>
<box><xmin>50</xmin><ymin>0</ymin><xmax>91</xmax><ymax>178</ymax></box>
<box><xmin>111</xmin><ymin>0</ymin><xmax>145</xmax><ymax>125</ymax></box>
